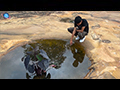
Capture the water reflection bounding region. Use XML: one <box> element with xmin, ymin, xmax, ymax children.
<box><xmin>0</xmin><ymin>39</ymin><xmax>89</xmax><ymax>79</ymax></box>
<box><xmin>22</xmin><ymin>39</ymin><xmax>67</xmax><ymax>69</ymax></box>
<box><xmin>21</xmin><ymin>39</ymin><xmax>86</xmax><ymax>79</ymax></box>
<box><xmin>26</xmin><ymin>72</ymin><xmax>51</xmax><ymax>79</ymax></box>
<box><xmin>21</xmin><ymin>39</ymin><xmax>67</xmax><ymax>79</ymax></box>
<box><xmin>69</xmin><ymin>42</ymin><xmax>85</xmax><ymax>67</ymax></box>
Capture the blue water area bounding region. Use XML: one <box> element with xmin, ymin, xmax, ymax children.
<box><xmin>0</xmin><ymin>39</ymin><xmax>91</xmax><ymax>79</ymax></box>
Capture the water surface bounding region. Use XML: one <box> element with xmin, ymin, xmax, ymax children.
<box><xmin>0</xmin><ymin>39</ymin><xmax>91</xmax><ymax>79</ymax></box>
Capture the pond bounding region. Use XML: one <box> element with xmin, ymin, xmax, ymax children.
<box><xmin>0</xmin><ymin>39</ymin><xmax>91</xmax><ymax>79</ymax></box>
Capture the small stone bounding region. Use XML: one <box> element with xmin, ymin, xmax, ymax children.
<box><xmin>98</xmin><ymin>72</ymin><xmax>116</xmax><ymax>79</ymax></box>
<box><xmin>60</xmin><ymin>18</ymin><xmax>73</xmax><ymax>23</ymax></box>
<box><xmin>91</xmin><ymin>24</ymin><xmax>100</xmax><ymax>29</ymax></box>
<box><xmin>102</xmin><ymin>39</ymin><xmax>111</xmax><ymax>43</ymax></box>
<box><xmin>113</xmin><ymin>52</ymin><xmax>116</xmax><ymax>55</ymax></box>
<box><xmin>108</xmin><ymin>46</ymin><xmax>114</xmax><ymax>50</ymax></box>
<box><xmin>105</xmin><ymin>20</ymin><xmax>108</xmax><ymax>22</ymax></box>
<box><xmin>91</xmin><ymin>33</ymin><xmax>99</xmax><ymax>40</ymax></box>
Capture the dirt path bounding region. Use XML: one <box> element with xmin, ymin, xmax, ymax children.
<box><xmin>0</xmin><ymin>11</ymin><xmax>120</xmax><ymax>79</ymax></box>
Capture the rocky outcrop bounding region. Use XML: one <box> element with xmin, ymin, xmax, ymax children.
<box><xmin>0</xmin><ymin>11</ymin><xmax>120</xmax><ymax>79</ymax></box>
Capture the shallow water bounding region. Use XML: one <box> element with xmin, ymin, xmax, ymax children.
<box><xmin>0</xmin><ymin>39</ymin><xmax>91</xmax><ymax>79</ymax></box>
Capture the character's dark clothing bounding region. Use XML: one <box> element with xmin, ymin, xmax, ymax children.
<box><xmin>67</xmin><ymin>18</ymin><xmax>89</xmax><ymax>39</ymax></box>
<box><xmin>74</xmin><ymin>19</ymin><xmax>89</xmax><ymax>34</ymax></box>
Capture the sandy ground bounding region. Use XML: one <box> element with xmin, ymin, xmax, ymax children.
<box><xmin>0</xmin><ymin>11</ymin><xmax>120</xmax><ymax>79</ymax></box>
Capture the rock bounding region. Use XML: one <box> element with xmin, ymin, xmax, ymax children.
<box><xmin>102</xmin><ymin>39</ymin><xmax>111</xmax><ymax>43</ymax></box>
<box><xmin>1</xmin><ymin>11</ymin><xmax>120</xmax><ymax>79</ymax></box>
<box><xmin>99</xmin><ymin>66</ymin><xmax>117</xmax><ymax>75</ymax></box>
<box><xmin>91</xmin><ymin>24</ymin><xmax>100</xmax><ymax>29</ymax></box>
<box><xmin>113</xmin><ymin>52</ymin><xmax>117</xmax><ymax>55</ymax></box>
<box><xmin>91</xmin><ymin>33</ymin><xmax>99</xmax><ymax>40</ymax></box>
<box><xmin>105</xmin><ymin>20</ymin><xmax>108</xmax><ymax>22</ymax></box>
<box><xmin>108</xmin><ymin>46</ymin><xmax>114</xmax><ymax>50</ymax></box>
<box><xmin>60</xmin><ymin>18</ymin><xmax>73</xmax><ymax>23</ymax></box>
<box><xmin>97</xmin><ymin>72</ymin><xmax>116</xmax><ymax>79</ymax></box>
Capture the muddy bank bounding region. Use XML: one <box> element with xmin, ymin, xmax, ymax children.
<box><xmin>0</xmin><ymin>11</ymin><xmax>120</xmax><ymax>79</ymax></box>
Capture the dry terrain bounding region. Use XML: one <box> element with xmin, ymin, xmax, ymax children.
<box><xmin>0</xmin><ymin>11</ymin><xmax>120</xmax><ymax>79</ymax></box>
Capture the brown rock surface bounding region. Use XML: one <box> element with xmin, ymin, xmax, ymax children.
<box><xmin>0</xmin><ymin>11</ymin><xmax>120</xmax><ymax>79</ymax></box>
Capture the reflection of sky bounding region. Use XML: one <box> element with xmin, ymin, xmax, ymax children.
<box><xmin>47</xmin><ymin>49</ymin><xmax>91</xmax><ymax>79</ymax></box>
<box><xmin>0</xmin><ymin>47</ymin><xmax>26</xmax><ymax>79</ymax></box>
<box><xmin>0</xmin><ymin>40</ymin><xmax>91</xmax><ymax>79</ymax></box>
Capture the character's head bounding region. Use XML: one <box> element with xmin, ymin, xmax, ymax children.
<box><xmin>75</xmin><ymin>16</ymin><xmax>82</xmax><ymax>26</ymax></box>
